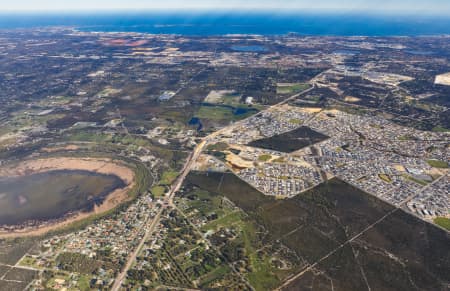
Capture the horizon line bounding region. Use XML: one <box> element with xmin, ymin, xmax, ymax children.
<box><xmin>0</xmin><ymin>9</ymin><xmax>450</xmax><ymax>17</ymax></box>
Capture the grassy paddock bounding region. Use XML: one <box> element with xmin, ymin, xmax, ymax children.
<box><xmin>426</xmin><ymin>159</ymin><xmax>448</xmax><ymax>168</ymax></box>
<box><xmin>276</xmin><ymin>83</ymin><xmax>310</xmax><ymax>95</ymax></box>
<box><xmin>151</xmin><ymin>185</ymin><xmax>166</xmax><ymax>197</ymax></box>
<box><xmin>258</xmin><ymin>154</ymin><xmax>272</xmax><ymax>162</ymax></box>
<box><xmin>433</xmin><ymin>217</ymin><xmax>450</xmax><ymax>231</ymax></box>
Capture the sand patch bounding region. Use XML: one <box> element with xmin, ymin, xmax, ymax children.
<box><xmin>204</xmin><ymin>90</ymin><xmax>236</xmax><ymax>103</ymax></box>
<box><xmin>294</xmin><ymin>106</ymin><xmax>322</xmax><ymax>113</ymax></box>
<box><xmin>344</xmin><ymin>96</ymin><xmax>361</xmax><ymax>103</ymax></box>
<box><xmin>42</xmin><ymin>144</ymin><xmax>81</xmax><ymax>153</ymax></box>
<box><xmin>225</xmin><ymin>152</ymin><xmax>254</xmax><ymax>169</ymax></box>
<box><xmin>435</xmin><ymin>72</ymin><xmax>450</xmax><ymax>86</ymax></box>
<box><xmin>0</xmin><ymin>132</ymin><xmax>21</xmax><ymax>142</ymax></box>
<box><xmin>393</xmin><ymin>164</ymin><xmax>406</xmax><ymax>172</ymax></box>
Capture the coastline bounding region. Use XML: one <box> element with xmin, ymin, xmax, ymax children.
<box><xmin>0</xmin><ymin>157</ymin><xmax>135</xmax><ymax>238</ymax></box>
<box><xmin>3</xmin><ymin>13</ymin><xmax>450</xmax><ymax>36</ymax></box>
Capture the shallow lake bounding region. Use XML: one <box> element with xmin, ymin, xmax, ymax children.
<box><xmin>0</xmin><ymin>170</ymin><xmax>125</xmax><ymax>226</ymax></box>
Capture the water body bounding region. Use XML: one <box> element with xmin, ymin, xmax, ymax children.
<box><xmin>0</xmin><ymin>170</ymin><xmax>125</xmax><ymax>226</ymax></box>
<box><xmin>234</xmin><ymin>107</ymin><xmax>258</xmax><ymax>115</ymax></box>
<box><xmin>188</xmin><ymin>117</ymin><xmax>203</xmax><ymax>131</ymax></box>
<box><xmin>1</xmin><ymin>12</ymin><xmax>450</xmax><ymax>36</ymax></box>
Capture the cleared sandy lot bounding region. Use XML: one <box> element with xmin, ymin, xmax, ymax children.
<box><xmin>435</xmin><ymin>72</ymin><xmax>450</xmax><ymax>86</ymax></box>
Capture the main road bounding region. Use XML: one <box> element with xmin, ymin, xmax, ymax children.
<box><xmin>111</xmin><ymin>140</ymin><xmax>207</xmax><ymax>290</ymax></box>
<box><xmin>111</xmin><ymin>84</ymin><xmax>315</xmax><ymax>290</ymax></box>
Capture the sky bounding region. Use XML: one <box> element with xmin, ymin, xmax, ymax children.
<box><xmin>1</xmin><ymin>0</ymin><xmax>450</xmax><ymax>15</ymax></box>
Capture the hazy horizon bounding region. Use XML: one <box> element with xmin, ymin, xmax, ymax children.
<box><xmin>1</xmin><ymin>0</ymin><xmax>450</xmax><ymax>15</ymax></box>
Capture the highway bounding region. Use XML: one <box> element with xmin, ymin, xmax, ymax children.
<box><xmin>111</xmin><ymin>84</ymin><xmax>314</xmax><ymax>290</ymax></box>
<box><xmin>111</xmin><ymin>140</ymin><xmax>207</xmax><ymax>290</ymax></box>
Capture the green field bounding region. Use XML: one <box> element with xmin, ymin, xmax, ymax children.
<box><xmin>241</xmin><ymin>222</ymin><xmax>281</xmax><ymax>291</ymax></box>
<box><xmin>434</xmin><ymin>217</ymin><xmax>450</xmax><ymax>230</ymax></box>
<box><xmin>18</xmin><ymin>255</ymin><xmax>40</xmax><ymax>269</ymax></box>
<box><xmin>56</xmin><ymin>252</ymin><xmax>102</xmax><ymax>274</ymax></box>
<box><xmin>149</xmin><ymin>169</ymin><xmax>179</xmax><ymax>198</ymax></box>
<box><xmin>432</xmin><ymin>126</ymin><xmax>449</xmax><ymax>132</ymax></box>
<box><xmin>276</xmin><ymin>83</ymin><xmax>310</xmax><ymax>95</ymax></box>
<box><xmin>197</xmin><ymin>265</ymin><xmax>231</xmax><ymax>287</ymax></box>
<box><xmin>289</xmin><ymin>118</ymin><xmax>303</xmax><ymax>125</ymax></box>
<box><xmin>378</xmin><ymin>173</ymin><xmax>392</xmax><ymax>183</ymax></box>
<box><xmin>150</xmin><ymin>185</ymin><xmax>166</xmax><ymax>197</ymax></box>
<box><xmin>220</xmin><ymin>93</ymin><xmax>242</xmax><ymax>106</ymax></box>
<box><xmin>403</xmin><ymin>174</ymin><xmax>429</xmax><ymax>186</ymax></box>
<box><xmin>258</xmin><ymin>154</ymin><xmax>272</xmax><ymax>162</ymax></box>
<box><xmin>160</xmin><ymin>170</ymin><xmax>179</xmax><ymax>185</ymax></box>
<box><xmin>207</xmin><ymin>142</ymin><xmax>229</xmax><ymax>151</ymax></box>
<box><xmin>201</xmin><ymin>211</ymin><xmax>243</xmax><ymax>231</ymax></box>
<box><xmin>77</xmin><ymin>275</ymin><xmax>91</xmax><ymax>290</ymax></box>
<box><xmin>197</xmin><ymin>106</ymin><xmax>236</xmax><ymax>120</ymax></box>
<box><xmin>427</xmin><ymin>159</ymin><xmax>449</xmax><ymax>168</ymax></box>
<box><xmin>196</xmin><ymin>105</ymin><xmax>258</xmax><ymax>121</ymax></box>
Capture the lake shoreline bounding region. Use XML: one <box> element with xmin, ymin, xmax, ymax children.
<box><xmin>0</xmin><ymin>157</ymin><xmax>135</xmax><ymax>238</ymax></box>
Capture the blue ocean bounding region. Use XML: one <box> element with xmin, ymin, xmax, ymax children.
<box><xmin>1</xmin><ymin>12</ymin><xmax>450</xmax><ymax>36</ymax></box>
